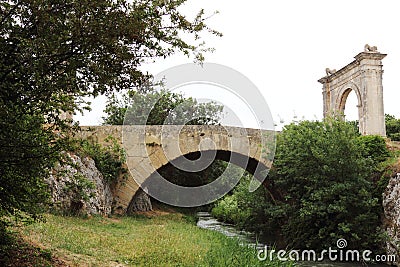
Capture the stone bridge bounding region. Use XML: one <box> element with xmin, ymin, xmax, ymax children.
<box><xmin>77</xmin><ymin>125</ymin><xmax>275</xmax><ymax>214</ymax></box>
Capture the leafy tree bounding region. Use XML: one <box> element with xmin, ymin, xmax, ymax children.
<box><xmin>102</xmin><ymin>87</ymin><xmax>225</xmax><ymax>187</ymax></box>
<box><xmin>0</xmin><ymin>0</ymin><xmax>219</xmax><ymax>236</ymax></box>
<box><xmin>268</xmin><ymin>118</ymin><xmax>382</xmax><ymax>250</ymax></box>
<box><xmin>103</xmin><ymin>88</ymin><xmax>223</xmax><ymax>125</ymax></box>
<box><xmin>0</xmin><ymin>113</ymin><xmax>57</xmax><ymax>231</ymax></box>
<box><xmin>386</xmin><ymin>114</ymin><xmax>400</xmax><ymax>141</ymax></box>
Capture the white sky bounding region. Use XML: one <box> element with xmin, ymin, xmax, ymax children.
<box><xmin>75</xmin><ymin>0</ymin><xmax>400</xmax><ymax>128</ymax></box>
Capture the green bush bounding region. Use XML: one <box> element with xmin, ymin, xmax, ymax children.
<box><xmin>389</xmin><ymin>133</ymin><xmax>400</xmax><ymax>141</ymax></box>
<box><xmin>270</xmin><ymin>118</ymin><xmax>382</xmax><ymax>251</ymax></box>
<box><xmin>76</xmin><ymin>136</ymin><xmax>127</xmax><ymax>184</ymax></box>
<box><xmin>357</xmin><ymin>135</ymin><xmax>389</xmax><ymax>164</ymax></box>
<box><xmin>212</xmin><ymin>194</ymin><xmax>251</xmax><ymax>225</ymax></box>
<box><xmin>212</xmin><ymin>172</ymin><xmax>284</xmax><ymax>240</ymax></box>
<box><xmin>211</xmin><ymin>195</ymin><xmax>235</xmax><ymax>223</ymax></box>
<box><xmin>214</xmin><ymin>118</ymin><xmax>384</xmax><ymax>252</ymax></box>
<box><xmin>386</xmin><ymin>114</ymin><xmax>400</xmax><ymax>141</ymax></box>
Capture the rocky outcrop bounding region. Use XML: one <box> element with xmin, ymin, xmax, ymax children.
<box><xmin>383</xmin><ymin>172</ymin><xmax>400</xmax><ymax>265</ymax></box>
<box><xmin>46</xmin><ymin>153</ymin><xmax>113</xmax><ymax>216</ymax></box>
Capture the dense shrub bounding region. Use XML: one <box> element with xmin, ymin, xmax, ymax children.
<box><xmin>212</xmin><ymin>171</ymin><xmax>286</xmax><ymax>243</ymax></box>
<box><xmin>357</xmin><ymin>135</ymin><xmax>389</xmax><ymax>164</ymax></box>
<box><xmin>76</xmin><ymin>136</ymin><xmax>127</xmax><ymax>184</ymax></box>
<box><xmin>386</xmin><ymin>114</ymin><xmax>400</xmax><ymax>141</ymax></box>
<box><xmin>270</xmin><ymin>118</ymin><xmax>383</xmax><ymax>250</ymax></box>
<box><xmin>214</xmin><ymin>118</ymin><xmax>384</xmax><ymax>252</ymax></box>
<box><xmin>212</xmin><ymin>194</ymin><xmax>251</xmax><ymax>225</ymax></box>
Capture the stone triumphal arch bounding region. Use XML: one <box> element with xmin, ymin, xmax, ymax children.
<box><xmin>318</xmin><ymin>45</ymin><xmax>386</xmax><ymax>136</ymax></box>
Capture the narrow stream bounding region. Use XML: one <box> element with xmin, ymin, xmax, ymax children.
<box><xmin>196</xmin><ymin>212</ymin><xmax>389</xmax><ymax>267</ymax></box>
<box><xmin>196</xmin><ymin>211</ymin><xmax>266</xmax><ymax>250</ymax></box>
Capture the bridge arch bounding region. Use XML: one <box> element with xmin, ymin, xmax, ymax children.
<box><xmin>119</xmin><ymin>125</ymin><xmax>274</xmax><ymax>211</ymax></box>
<box><xmin>161</xmin><ymin>150</ymin><xmax>270</xmax><ymax>178</ymax></box>
<box><xmin>77</xmin><ymin>125</ymin><xmax>275</xmax><ymax>214</ymax></box>
<box><xmin>126</xmin><ymin>149</ymin><xmax>270</xmax><ymax>213</ymax></box>
<box><xmin>146</xmin><ymin>149</ymin><xmax>269</xmax><ymax>187</ymax></box>
<box><xmin>318</xmin><ymin>47</ymin><xmax>386</xmax><ymax>136</ymax></box>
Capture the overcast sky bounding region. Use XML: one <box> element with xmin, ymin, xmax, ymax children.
<box><xmin>75</xmin><ymin>0</ymin><xmax>400</xmax><ymax>128</ymax></box>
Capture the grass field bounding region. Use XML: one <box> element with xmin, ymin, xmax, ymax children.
<box><xmin>4</xmin><ymin>211</ymin><xmax>292</xmax><ymax>266</ymax></box>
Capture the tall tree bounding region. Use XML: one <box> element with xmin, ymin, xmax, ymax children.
<box><xmin>0</xmin><ymin>0</ymin><xmax>220</xmax><ymax>233</ymax></box>
<box><xmin>103</xmin><ymin>88</ymin><xmax>223</xmax><ymax>125</ymax></box>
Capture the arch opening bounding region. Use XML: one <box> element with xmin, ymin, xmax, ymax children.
<box><xmin>127</xmin><ymin>150</ymin><xmax>270</xmax><ymax>212</ymax></box>
<box><xmin>338</xmin><ymin>88</ymin><xmax>361</xmax><ymax>132</ymax></box>
<box><xmin>146</xmin><ymin>150</ymin><xmax>269</xmax><ymax>187</ymax></box>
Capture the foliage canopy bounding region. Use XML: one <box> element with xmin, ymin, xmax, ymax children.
<box><xmin>103</xmin><ymin>88</ymin><xmax>223</xmax><ymax>125</ymax></box>
<box><xmin>0</xmin><ymin>0</ymin><xmax>218</xmax><ymax>234</ymax></box>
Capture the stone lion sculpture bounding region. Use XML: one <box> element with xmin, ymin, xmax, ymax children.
<box><xmin>364</xmin><ymin>44</ymin><xmax>378</xmax><ymax>52</ymax></box>
<box><xmin>325</xmin><ymin>68</ymin><xmax>337</xmax><ymax>76</ymax></box>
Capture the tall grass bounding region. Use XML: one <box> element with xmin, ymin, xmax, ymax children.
<box><xmin>19</xmin><ymin>213</ymin><xmax>292</xmax><ymax>266</ymax></box>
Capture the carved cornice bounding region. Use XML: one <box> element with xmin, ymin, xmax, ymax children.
<box><xmin>354</xmin><ymin>52</ymin><xmax>387</xmax><ymax>62</ymax></box>
<box><xmin>318</xmin><ymin>52</ymin><xmax>386</xmax><ymax>85</ymax></box>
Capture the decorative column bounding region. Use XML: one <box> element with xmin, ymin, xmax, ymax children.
<box><xmin>355</xmin><ymin>51</ymin><xmax>386</xmax><ymax>136</ymax></box>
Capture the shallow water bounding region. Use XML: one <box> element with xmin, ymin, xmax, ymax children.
<box><xmin>196</xmin><ymin>212</ymin><xmax>390</xmax><ymax>267</ymax></box>
<box><xmin>196</xmin><ymin>211</ymin><xmax>266</xmax><ymax>250</ymax></box>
